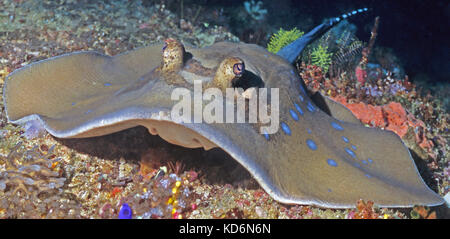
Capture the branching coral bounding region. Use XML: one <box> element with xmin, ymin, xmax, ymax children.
<box><xmin>311</xmin><ymin>45</ymin><xmax>332</xmax><ymax>72</ymax></box>
<box><xmin>0</xmin><ymin>142</ymin><xmax>65</xmax><ymax>196</ymax></box>
<box><xmin>243</xmin><ymin>0</ymin><xmax>268</xmax><ymax>21</ymax></box>
<box><xmin>0</xmin><ymin>142</ymin><xmax>80</xmax><ymax>218</ymax></box>
<box><xmin>332</xmin><ymin>32</ymin><xmax>364</xmax><ymax>73</ymax></box>
<box><xmin>267</xmin><ymin>28</ymin><xmax>304</xmax><ymax>54</ymax></box>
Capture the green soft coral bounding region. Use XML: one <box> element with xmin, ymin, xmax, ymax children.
<box><xmin>267</xmin><ymin>28</ymin><xmax>304</xmax><ymax>54</ymax></box>
<box><xmin>311</xmin><ymin>45</ymin><xmax>332</xmax><ymax>72</ymax></box>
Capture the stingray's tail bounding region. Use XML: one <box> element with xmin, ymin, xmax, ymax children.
<box><xmin>277</xmin><ymin>8</ymin><xmax>370</xmax><ymax>63</ymax></box>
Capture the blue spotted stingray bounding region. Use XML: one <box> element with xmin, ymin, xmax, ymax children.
<box><xmin>3</xmin><ymin>8</ymin><xmax>443</xmax><ymax>208</ymax></box>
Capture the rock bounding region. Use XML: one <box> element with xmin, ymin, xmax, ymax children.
<box><xmin>255</xmin><ymin>206</ymin><xmax>267</xmax><ymax>218</ymax></box>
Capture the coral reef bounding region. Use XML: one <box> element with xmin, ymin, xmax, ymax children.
<box><xmin>124</xmin><ymin>171</ymin><xmax>196</xmax><ymax>219</ymax></box>
<box><xmin>332</xmin><ymin>97</ymin><xmax>435</xmax><ymax>155</ymax></box>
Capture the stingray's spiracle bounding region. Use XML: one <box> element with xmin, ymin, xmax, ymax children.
<box><xmin>161</xmin><ymin>38</ymin><xmax>185</xmax><ymax>72</ymax></box>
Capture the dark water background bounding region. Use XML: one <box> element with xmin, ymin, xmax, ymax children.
<box><xmin>161</xmin><ymin>0</ymin><xmax>449</xmax><ymax>85</ymax></box>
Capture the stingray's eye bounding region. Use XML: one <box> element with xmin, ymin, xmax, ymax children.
<box><xmin>233</xmin><ymin>63</ymin><xmax>245</xmax><ymax>77</ymax></box>
<box><xmin>211</xmin><ymin>57</ymin><xmax>245</xmax><ymax>92</ymax></box>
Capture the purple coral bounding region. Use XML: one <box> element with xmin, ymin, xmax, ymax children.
<box><xmin>118</xmin><ymin>203</ymin><xmax>133</xmax><ymax>219</ymax></box>
<box><xmin>388</xmin><ymin>82</ymin><xmax>406</xmax><ymax>95</ymax></box>
<box><xmin>364</xmin><ymin>85</ymin><xmax>382</xmax><ymax>97</ymax></box>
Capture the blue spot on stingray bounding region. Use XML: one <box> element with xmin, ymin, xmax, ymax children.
<box><xmin>328</xmin><ymin>189</ymin><xmax>332</xmax><ymax>193</ymax></box>
<box><xmin>327</xmin><ymin>159</ymin><xmax>338</xmax><ymax>167</ymax></box>
<box><xmin>358</xmin><ymin>9</ymin><xmax>363</xmax><ymax>12</ymax></box>
<box><xmin>281</xmin><ymin>122</ymin><xmax>291</xmax><ymax>135</ymax></box>
<box><xmin>306</xmin><ymin>139</ymin><xmax>317</xmax><ymax>151</ymax></box>
<box><xmin>289</xmin><ymin>109</ymin><xmax>299</xmax><ymax>121</ymax></box>
<box><xmin>331</xmin><ymin>121</ymin><xmax>344</xmax><ymax>131</ymax></box>
<box><xmin>361</xmin><ymin>160</ymin><xmax>368</xmax><ymax>165</ymax></box>
<box><xmin>344</xmin><ymin>147</ymin><xmax>356</xmax><ymax>159</ymax></box>
<box><xmin>352</xmin><ymin>10</ymin><xmax>357</xmax><ymax>14</ymax></box>
<box><xmin>290</xmin><ymin>69</ymin><xmax>295</xmax><ymax>75</ymax></box>
<box><xmin>118</xmin><ymin>203</ymin><xmax>132</xmax><ymax>219</ymax></box>
<box><xmin>365</xmin><ymin>174</ymin><xmax>372</xmax><ymax>178</ymax></box>
<box><xmin>342</xmin><ymin>14</ymin><xmax>348</xmax><ymax>18</ymax></box>
<box><xmin>299</xmin><ymin>85</ymin><xmax>306</xmax><ymax>95</ymax></box>
<box><xmin>368</xmin><ymin>158</ymin><xmax>373</xmax><ymax>163</ymax></box>
<box><xmin>335</xmin><ymin>17</ymin><xmax>340</xmax><ymax>22</ymax></box>
<box><xmin>351</xmin><ymin>145</ymin><xmax>357</xmax><ymax>150</ymax></box>
<box><xmin>298</xmin><ymin>94</ymin><xmax>304</xmax><ymax>102</ymax></box>
<box><xmin>294</xmin><ymin>103</ymin><xmax>304</xmax><ymax>115</ymax></box>
<box><xmin>363</xmin><ymin>7</ymin><xmax>368</xmax><ymax>11</ymax></box>
<box><xmin>307</xmin><ymin>128</ymin><xmax>312</xmax><ymax>134</ymax></box>
<box><xmin>263</xmin><ymin>130</ymin><xmax>270</xmax><ymax>140</ymax></box>
<box><xmin>85</xmin><ymin>110</ymin><xmax>92</xmax><ymax>114</ymax></box>
<box><xmin>71</xmin><ymin>102</ymin><xmax>76</xmax><ymax>106</ymax></box>
<box><xmin>104</xmin><ymin>83</ymin><xmax>112</xmax><ymax>86</ymax></box>
<box><xmin>354</xmin><ymin>162</ymin><xmax>361</xmax><ymax>168</ymax></box>
<box><xmin>264</xmin><ymin>54</ymin><xmax>268</xmax><ymax>58</ymax></box>
<box><xmin>306</xmin><ymin>101</ymin><xmax>315</xmax><ymax>112</ymax></box>
<box><xmin>341</xmin><ymin>136</ymin><xmax>349</xmax><ymax>143</ymax></box>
